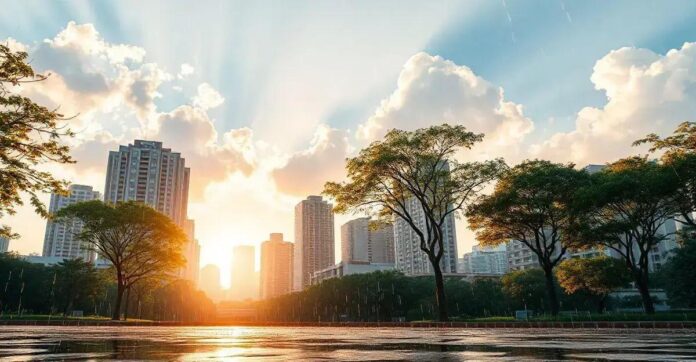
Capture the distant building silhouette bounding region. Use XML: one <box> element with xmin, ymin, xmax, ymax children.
<box><xmin>459</xmin><ymin>244</ymin><xmax>508</xmax><ymax>275</ymax></box>
<box><xmin>199</xmin><ymin>264</ymin><xmax>222</xmax><ymax>302</ymax></box>
<box><xmin>230</xmin><ymin>245</ymin><xmax>257</xmax><ymax>300</ymax></box>
<box><xmin>294</xmin><ymin>195</ymin><xmax>334</xmax><ymax>291</ymax></box>
<box><xmin>104</xmin><ymin>140</ymin><xmax>199</xmax><ymax>284</ymax></box>
<box><xmin>341</xmin><ymin>217</ymin><xmax>394</xmax><ymax>264</ymax></box>
<box><xmin>0</xmin><ymin>236</ymin><xmax>9</xmax><ymax>253</ymax></box>
<box><xmin>260</xmin><ymin>233</ymin><xmax>293</xmax><ymax>299</ymax></box>
<box><xmin>42</xmin><ymin>184</ymin><xmax>101</xmax><ymax>262</ymax></box>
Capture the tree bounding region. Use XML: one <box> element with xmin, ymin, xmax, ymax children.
<box><xmin>555</xmin><ymin>256</ymin><xmax>630</xmax><ymax>313</ymax></box>
<box><xmin>324</xmin><ymin>124</ymin><xmax>505</xmax><ymax>321</ymax></box>
<box><xmin>659</xmin><ymin>237</ymin><xmax>696</xmax><ymax>308</ymax></box>
<box><xmin>570</xmin><ymin>157</ymin><xmax>680</xmax><ymax>314</ymax></box>
<box><xmin>0</xmin><ymin>44</ymin><xmax>75</xmax><ymax>239</ymax></box>
<box><xmin>53</xmin><ymin>258</ymin><xmax>105</xmax><ymax>316</ymax></box>
<box><xmin>634</xmin><ymin>122</ymin><xmax>696</xmax><ymax>230</ymax></box>
<box><xmin>56</xmin><ymin>201</ymin><xmax>187</xmax><ymax>320</ymax></box>
<box><xmin>466</xmin><ymin>160</ymin><xmax>589</xmax><ymax>315</ymax></box>
<box><xmin>501</xmin><ymin>269</ymin><xmax>548</xmax><ymax>312</ymax></box>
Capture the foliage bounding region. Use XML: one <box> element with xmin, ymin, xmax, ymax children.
<box><xmin>570</xmin><ymin>157</ymin><xmax>681</xmax><ymax>313</ymax></box>
<box><xmin>556</xmin><ymin>256</ymin><xmax>631</xmax><ymax>312</ymax></box>
<box><xmin>56</xmin><ymin>200</ymin><xmax>187</xmax><ymax>320</ymax></box>
<box><xmin>0</xmin><ymin>253</ymin><xmax>52</xmax><ymax>314</ymax></box>
<box><xmin>501</xmin><ymin>269</ymin><xmax>548</xmax><ymax>311</ymax></box>
<box><xmin>53</xmin><ymin>258</ymin><xmax>108</xmax><ymax>316</ymax></box>
<box><xmin>466</xmin><ymin>160</ymin><xmax>590</xmax><ymax>315</ymax></box>
<box><xmin>0</xmin><ymin>44</ymin><xmax>75</xmax><ymax>239</ymax></box>
<box><xmin>324</xmin><ymin>124</ymin><xmax>505</xmax><ymax>321</ymax></box>
<box><xmin>659</xmin><ymin>238</ymin><xmax>696</xmax><ymax>308</ymax></box>
<box><xmin>635</xmin><ymin>122</ymin><xmax>696</xmax><ymax>230</ymax></box>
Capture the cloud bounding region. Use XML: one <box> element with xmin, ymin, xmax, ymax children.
<box><xmin>192</xmin><ymin>82</ymin><xmax>225</xmax><ymax>110</ymax></box>
<box><xmin>272</xmin><ymin>125</ymin><xmax>351</xmax><ymax>196</ymax></box>
<box><xmin>153</xmin><ymin>106</ymin><xmax>254</xmax><ymax>198</ymax></box>
<box><xmin>357</xmin><ymin>52</ymin><xmax>534</xmax><ymax>161</ymax></box>
<box><xmin>178</xmin><ymin>63</ymin><xmax>195</xmax><ymax>79</ymax></box>
<box><xmin>530</xmin><ymin>42</ymin><xmax>696</xmax><ymax>165</ymax></box>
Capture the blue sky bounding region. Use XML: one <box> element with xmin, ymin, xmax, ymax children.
<box><xmin>3</xmin><ymin>1</ymin><xmax>696</xmax><ymax>282</ymax></box>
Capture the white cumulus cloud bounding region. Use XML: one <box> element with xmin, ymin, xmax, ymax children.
<box><xmin>192</xmin><ymin>82</ymin><xmax>225</xmax><ymax>110</ymax></box>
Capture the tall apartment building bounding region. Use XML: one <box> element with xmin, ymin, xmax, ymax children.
<box><xmin>0</xmin><ymin>236</ymin><xmax>9</xmax><ymax>253</ymax></box>
<box><xmin>230</xmin><ymin>245</ymin><xmax>257</xmax><ymax>300</ymax></box>
<box><xmin>104</xmin><ymin>140</ymin><xmax>198</xmax><ymax>282</ymax></box>
<box><xmin>294</xmin><ymin>195</ymin><xmax>335</xmax><ymax>291</ymax></box>
<box><xmin>260</xmin><ymin>233</ymin><xmax>294</xmax><ymax>299</ymax></box>
<box><xmin>341</xmin><ymin>217</ymin><xmax>394</xmax><ymax>264</ymax></box>
<box><xmin>393</xmin><ymin>197</ymin><xmax>458</xmax><ymax>275</ymax></box>
<box><xmin>104</xmin><ymin>140</ymin><xmax>190</xmax><ymax>226</ymax></box>
<box><xmin>459</xmin><ymin>244</ymin><xmax>509</xmax><ymax>275</ymax></box>
<box><xmin>42</xmin><ymin>184</ymin><xmax>101</xmax><ymax>262</ymax></box>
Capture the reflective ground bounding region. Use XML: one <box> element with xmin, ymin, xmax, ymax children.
<box><xmin>0</xmin><ymin>326</ymin><xmax>695</xmax><ymax>361</ymax></box>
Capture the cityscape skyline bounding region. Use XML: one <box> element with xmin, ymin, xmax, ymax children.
<box><xmin>3</xmin><ymin>1</ymin><xmax>696</xmax><ymax>288</ymax></box>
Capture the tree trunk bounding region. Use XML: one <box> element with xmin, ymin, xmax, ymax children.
<box><xmin>542</xmin><ymin>267</ymin><xmax>559</xmax><ymax>316</ymax></box>
<box><xmin>124</xmin><ymin>286</ymin><xmax>131</xmax><ymax>320</ymax></box>
<box><xmin>430</xmin><ymin>258</ymin><xmax>449</xmax><ymax>322</ymax></box>
<box><xmin>113</xmin><ymin>277</ymin><xmax>125</xmax><ymax>321</ymax></box>
<box><xmin>635</xmin><ymin>272</ymin><xmax>655</xmax><ymax>314</ymax></box>
<box><xmin>596</xmin><ymin>295</ymin><xmax>607</xmax><ymax>314</ymax></box>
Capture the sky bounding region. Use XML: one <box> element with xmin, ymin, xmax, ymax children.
<box><xmin>2</xmin><ymin>0</ymin><xmax>696</xmax><ymax>288</ymax></box>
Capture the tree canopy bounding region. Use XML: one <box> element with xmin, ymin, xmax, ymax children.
<box><xmin>634</xmin><ymin>121</ymin><xmax>696</xmax><ymax>229</ymax></box>
<box><xmin>466</xmin><ymin>160</ymin><xmax>590</xmax><ymax>315</ymax></box>
<box><xmin>556</xmin><ymin>256</ymin><xmax>630</xmax><ymax>312</ymax></box>
<box><xmin>324</xmin><ymin>124</ymin><xmax>505</xmax><ymax>321</ymax></box>
<box><xmin>56</xmin><ymin>200</ymin><xmax>187</xmax><ymax>320</ymax></box>
<box><xmin>0</xmin><ymin>44</ymin><xmax>74</xmax><ymax>239</ymax></box>
<box><xmin>569</xmin><ymin>157</ymin><xmax>681</xmax><ymax>314</ymax></box>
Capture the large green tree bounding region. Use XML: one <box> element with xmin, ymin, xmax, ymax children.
<box><xmin>56</xmin><ymin>201</ymin><xmax>187</xmax><ymax>320</ymax></box>
<box><xmin>570</xmin><ymin>157</ymin><xmax>680</xmax><ymax>314</ymax></box>
<box><xmin>501</xmin><ymin>269</ymin><xmax>548</xmax><ymax>312</ymax></box>
<box><xmin>634</xmin><ymin>122</ymin><xmax>696</xmax><ymax>230</ymax></box>
<box><xmin>0</xmin><ymin>44</ymin><xmax>74</xmax><ymax>239</ymax></box>
<box><xmin>324</xmin><ymin>124</ymin><xmax>504</xmax><ymax>321</ymax></box>
<box><xmin>466</xmin><ymin>160</ymin><xmax>589</xmax><ymax>315</ymax></box>
<box><xmin>555</xmin><ymin>256</ymin><xmax>631</xmax><ymax>313</ymax></box>
<box><xmin>53</xmin><ymin>258</ymin><xmax>106</xmax><ymax>316</ymax></box>
<box><xmin>659</xmin><ymin>237</ymin><xmax>696</xmax><ymax>308</ymax></box>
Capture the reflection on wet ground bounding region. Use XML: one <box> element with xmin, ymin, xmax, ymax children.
<box><xmin>0</xmin><ymin>326</ymin><xmax>695</xmax><ymax>361</ymax></box>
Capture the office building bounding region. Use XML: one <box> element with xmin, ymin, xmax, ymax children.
<box><xmin>294</xmin><ymin>195</ymin><xmax>335</xmax><ymax>290</ymax></box>
<box><xmin>341</xmin><ymin>217</ymin><xmax>394</xmax><ymax>264</ymax></box>
<box><xmin>181</xmin><ymin>219</ymin><xmax>201</xmax><ymax>286</ymax></box>
<box><xmin>459</xmin><ymin>244</ymin><xmax>509</xmax><ymax>275</ymax></box>
<box><xmin>311</xmin><ymin>261</ymin><xmax>395</xmax><ymax>285</ymax></box>
<box><xmin>230</xmin><ymin>245</ymin><xmax>257</xmax><ymax>300</ymax></box>
<box><xmin>393</xmin><ymin>197</ymin><xmax>458</xmax><ymax>275</ymax></box>
<box><xmin>260</xmin><ymin>233</ymin><xmax>294</xmax><ymax>299</ymax></box>
<box><xmin>42</xmin><ymin>184</ymin><xmax>101</xmax><ymax>262</ymax></box>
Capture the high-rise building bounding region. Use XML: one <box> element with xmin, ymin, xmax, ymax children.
<box><xmin>260</xmin><ymin>233</ymin><xmax>294</xmax><ymax>299</ymax></box>
<box><xmin>199</xmin><ymin>264</ymin><xmax>222</xmax><ymax>302</ymax></box>
<box><xmin>42</xmin><ymin>184</ymin><xmax>101</xmax><ymax>262</ymax></box>
<box><xmin>104</xmin><ymin>140</ymin><xmax>198</xmax><ymax>282</ymax></box>
<box><xmin>0</xmin><ymin>236</ymin><xmax>9</xmax><ymax>253</ymax></box>
<box><xmin>181</xmin><ymin>219</ymin><xmax>201</xmax><ymax>286</ymax></box>
<box><xmin>230</xmin><ymin>245</ymin><xmax>257</xmax><ymax>300</ymax></box>
<box><xmin>341</xmin><ymin>217</ymin><xmax>394</xmax><ymax>264</ymax></box>
<box><xmin>459</xmin><ymin>244</ymin><xmax>509</xmax><ymax>275</ymax></box>
<box><xmin>294</xmin><ymin>195</ymin><xmax>335</xmax><ymax>290</ymax></box>
<box><xmin>104</xmin><ymin>140</ymin><xmax>190</xmax><ymax>226</ymax></box>
<box><xmin>393</xmin><ymin>197</ymin><xmax>458</xmax><ymax>275</ymax></box>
